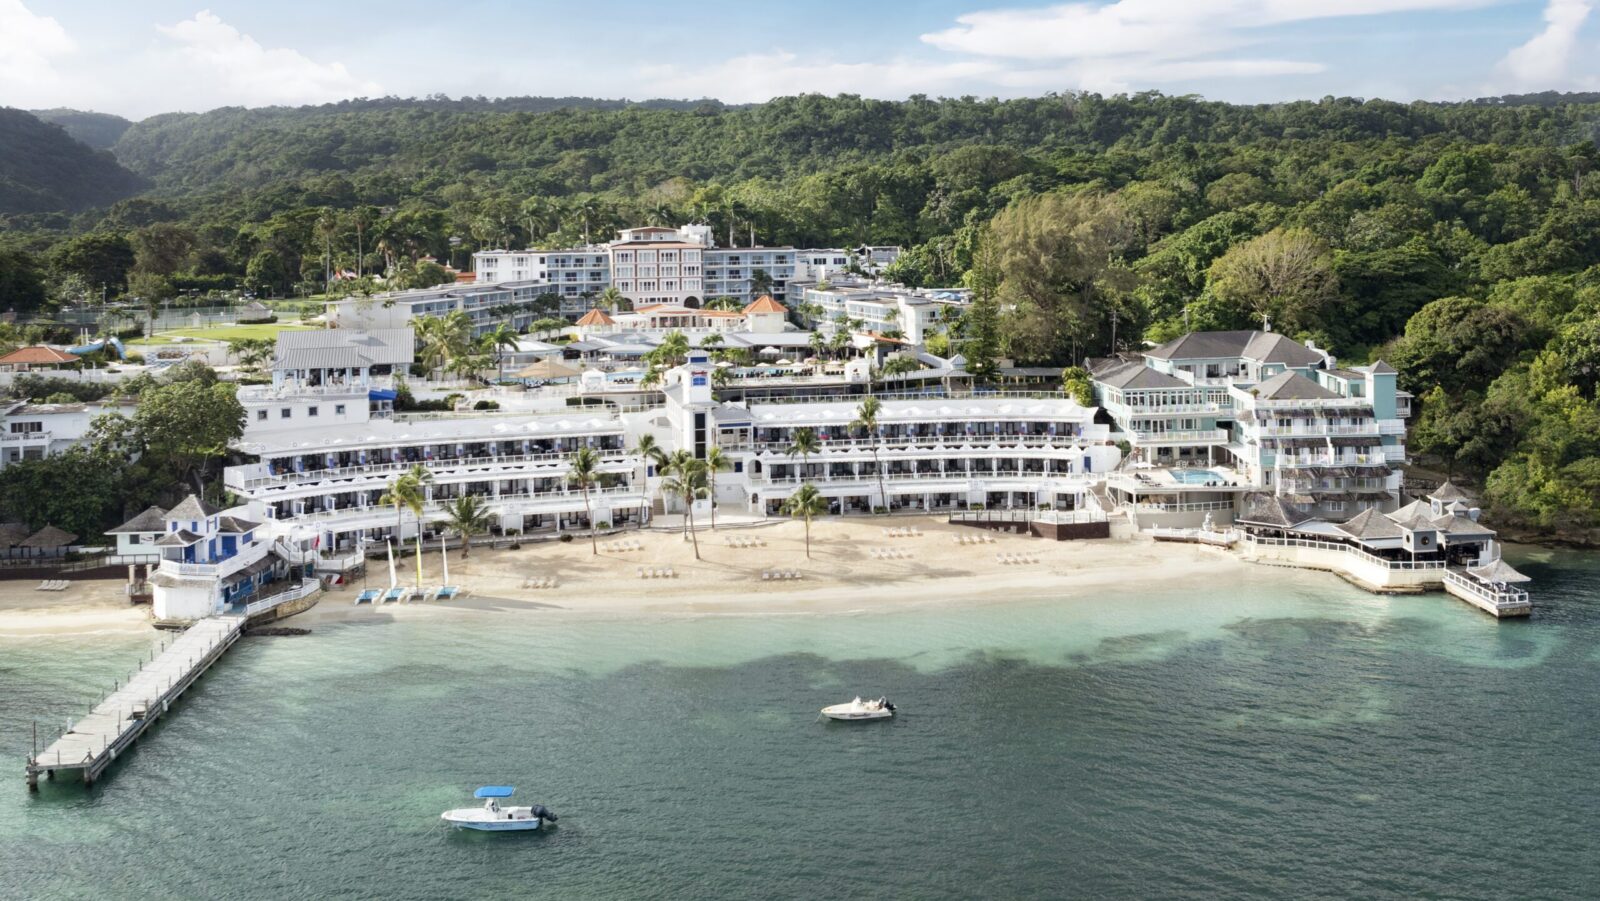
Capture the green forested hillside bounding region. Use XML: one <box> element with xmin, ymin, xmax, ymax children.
<box><xmin>0</xmin><ymin>108</ymin><xmax>145</xmax><ymax>214</ymax></box>
<box><xmin>29</xmin><ymin>108</ymin><xmax>134</xmax><ymax>150</ymax></box>
<box><xmin>0</xmin><ymin>91</ymin><xmax>1596</xmax><ymax>535</ymax></box>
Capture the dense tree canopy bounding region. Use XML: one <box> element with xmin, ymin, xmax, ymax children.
<box><xmin>1</xmin><ymin>90</ymin><xmax>1599</xmax><ymax>532</ymax></box>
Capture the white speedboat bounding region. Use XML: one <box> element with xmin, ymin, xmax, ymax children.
<box><xmin>441</xmin><ymin>786</ymin><xmax>558</xmax><ymax>832</ymax></box>
<box><xmin>821</xmin><ymin>696</ymin><xmax>896</xmax><ymax>721</ymax></box>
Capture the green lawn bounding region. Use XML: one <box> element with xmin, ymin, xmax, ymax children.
<box><xmin>129</xmin><ymin>323</ymin><xmax>317</xmax><ymax>345</ymax></box>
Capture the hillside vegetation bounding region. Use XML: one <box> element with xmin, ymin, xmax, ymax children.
<box><xmin>0</xmin><ymin>91</ymin><xmax>1596</xmax><ymax>536</ymax></box>
<box><xmin>0</xmin><ymin>108</ymin><xmax>146</xmax><ymax>215</ymax></box>
<box><xmin>29</xmin><ymin>108</ymin><xmax>134</xmax><ymax>150</ymax></box>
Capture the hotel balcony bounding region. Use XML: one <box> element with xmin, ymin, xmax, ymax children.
<box><xmin>1126</xmin><ymin>428</ymin><xmax>1230</xmax><ymax>446</ymax></box>
<box><xmin>1255</xmin><ymin>422</ymin><xmax>1381</xmax><ymax>438</ymax></box>
<box><xmin>156</xmin><ymin>539</ymin><xmax>270</xmax><ymax>580</ymax></box>
<box><xmin>227</xmin><ymin>448</ymin><xmax>634</xmax><ymax>493</ymax></box>
<box><xmin>270</xmin><ymin>485</ymin><xmax>648</xmax><ymax>529</ymax></box>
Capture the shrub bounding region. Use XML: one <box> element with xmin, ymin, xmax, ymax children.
<box><xmin>559</xmin><ymin>533</ymin><xmax>574</xmax><ymax>543</ymax></box>
<box><xmin>595</xmin><ymin>521</ymin><xmax>611</xmax><ymax>530</ymax></box>
<box><xmin>472</xmin><ymin>399</ymin><xmax>500</xmax><ymax>410</ymax></box>
<box><xmin>872</xmin><ymin>506</ymin><xmax>888</xmax><ymax>514</ymax></box>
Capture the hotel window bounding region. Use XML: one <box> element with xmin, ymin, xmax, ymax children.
<box><xmin>335</xmin><ymin>404</ymin><xmax>346</xmax><ymax>416</ymax></box>
<box><xmin>308</xmin><ymin>406</ymin><xmax>319</xmax><ymax>418</ymax></box>
<box><xmin>8</xmin><ymin>422</ymin><xmax>41</xmax><ymax>434</ymax></box>
<box><xmin>257</xmin><ymin>410</ymin><xmax>268</xmax><ymax>421</ymax></box>
<box><xmin>281</xmin><ymin>408</ymin><xmax>292</xmax><ymax>419</ymax></box>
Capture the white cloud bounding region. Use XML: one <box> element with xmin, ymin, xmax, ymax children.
<box><xmin>0</xmin><ymin>0</ymin><xmax>75</xmax><ymax>98</ymax></box>
<box><xmin>1494</xmin><ymin>0</ymin><xmax>1594</xmax><ymax>90</ymax></box>
<box><xmin>911</xmin><ymin>0</ymin><xmax>1497</xmax><ymax>95</ymax></box>
<box><xmin>151</xmin><ymin>9</ymin><xmax>380</xmax><ymax>108</ymax></box>
<box><xmin>922</xmin><ymin>1</ymin><xmax>1494</xmax><ymax>60</ymax></box>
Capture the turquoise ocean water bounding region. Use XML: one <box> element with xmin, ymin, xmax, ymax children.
<box><xmin>2</xmin><ymin>548</ymin><xmax>1598</xmax><ymax>900</ymax></box>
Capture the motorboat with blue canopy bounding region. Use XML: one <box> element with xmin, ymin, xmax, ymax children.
<box><xmin>442</xmin><ymin>785</ymin><xmax>558</xmax><ymax>831</ymax></box>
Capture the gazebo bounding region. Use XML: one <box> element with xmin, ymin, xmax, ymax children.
<box><xmin>18</xmin><ymin>526</ymin><xmax>79</xmax><ymax>559</ymax></box>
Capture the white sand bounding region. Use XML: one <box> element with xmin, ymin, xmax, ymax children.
<box><xmin>0</xmin><ymin>516</ymin><xmax>1248</xmax><ymax>636</ymax></box>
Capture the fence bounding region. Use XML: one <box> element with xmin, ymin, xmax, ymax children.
<box><xmin>1240</xmin><ymin>534</ymin><xmax>1446</xmax><ymax>571</ymax></box>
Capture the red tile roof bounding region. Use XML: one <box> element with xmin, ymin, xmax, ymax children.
<box><xmin>742</xmin><ymin>296</ymin><xmax>787</xmax><ymax>314</ymax></box>
<box><xmin>575</xmin><ymin>309</ymin><xmax>615</xmax><ymax>326</ymax></box>
<box><xmin>0</xmin><ymin>346</ymin><xmax>77</xmax><ymax>366</ymax></box>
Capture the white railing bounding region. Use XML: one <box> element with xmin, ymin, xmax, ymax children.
<box><xmin>243</xmin><ymin>581</ymin><xmax>319</xmax><ymax>617</ymax></box>
<box><xmin>1148</xmin><ymin>526</ymin><xmax>1241</xmax><ymax>545</ymax></box>
<box><xmin>1275</xmin><ymin>454</ymin><xmax>1385</xmax><ymax>467</ymax></box>
<box><xmin>1132</xmin><ymin>500</ymin><xmax>1236</xmax><ymax>513</ymax></box>
<box><xmin>1241</xmin><ymin>534</ymin><xmax>1446</xmax><ymax>571</ymax></box>
<box><xmin>1257</xmin><ymin>423</ymin><xmax>1380</xmax><ymax>437</ymax></box>
<box><xmin>157</xmin><ymin>542</ymin><xmax>270</xmax><ymax>579</ymax></box>
<box><xmin>277</xmin><ymin>485</ymin><xmax>647</xmax><ymax>523</ymax></box>
<box><xmin>751</xmin><ymin>435</ymin><xmax>1096</xmax><ymax>454</ymax></box>
<box><xmin>1127</xmin><ymin>428</ymin><xmax>1230</xmax><ymax>444</ymax></box>
<box><xmin>1102</xmin><ymin>400</ymin><xmax>1227</xmax><ymax>415</ymax></box>
<box><xmin>1442</xmin><ymin>569</ymin><xmax>1530</xmax><ymax>609</ymax></box>
<box><xmin>232</xmin><ymin>449</ymin><xmax>632</xmax><ymax>490</ymax></box>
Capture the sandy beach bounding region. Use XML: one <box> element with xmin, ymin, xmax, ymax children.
<box><xmin>0</xmin><ymin>516</ymin><xmax>1253</xmax><ymax>636</ymax></box>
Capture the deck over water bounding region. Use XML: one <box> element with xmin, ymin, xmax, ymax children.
<box><xmin>26</xmin><ymin>614</ymin><xmax>245</xmax><ymax>786</ymax></box>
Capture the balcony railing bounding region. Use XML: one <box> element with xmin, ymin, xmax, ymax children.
<box><xmin>1127</xmin><ymin>428</ymin><xmax>1230</xmax><ymax>445</ymax></box>
<box><xmin>274</xmin><ymin>485</ymin><xmax>646</xmax><ymax>523</ymax></box>
<box><xmin>231</xmin><ymin>450</ymin><xmax>633</xmax><ymax>491</ymax></box>
<box><xmin>1257</xmin><ymin>423</ymin><xmax>1380</xmax><ymax>437</ymax></box>
<box><xmin>750</xmin><ymin>434</ymin><xmax>1095</xmax><ymax>453</ymax></box>
<box><xmin>157</xmin><ymin>541</ymin><xmax>270</xmax><ymax>579</ymax></box>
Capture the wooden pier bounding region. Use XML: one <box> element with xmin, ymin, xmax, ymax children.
<box><xmin>26</xmin><ymin>614</ymin><xmax>246</xmax><ymax>789</ymax></box>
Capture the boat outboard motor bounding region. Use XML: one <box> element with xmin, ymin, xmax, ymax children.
<box><xmin>531</xmin><ymin>804</ymin><xmax>557</xmax><ymax>823</ymax></box>
<box><xmin>881</xmin><ymin>699</ymin><xmax>896</xmax><ymax>712</ymax></box>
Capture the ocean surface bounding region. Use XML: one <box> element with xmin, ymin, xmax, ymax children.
<box><xmin>3</xmin><ymin>548</ymin><xmax>1598</xmax><ymax>900</ymax></box>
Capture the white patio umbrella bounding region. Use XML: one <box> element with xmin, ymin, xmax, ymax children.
<box><xmin>758</xmin><ymin>346</ymin><xmax>781</xmax><ymax>356</ymax></box>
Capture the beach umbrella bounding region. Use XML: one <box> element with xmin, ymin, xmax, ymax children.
<box><xmin>776</xmin><ymin>358</ymin><xmax>792</xmax><ymax>365</ymax></box>
<box><xmin>759</xmin><ymin>346</ymin><xmax>781</xmax><ymax>357</ymax></box>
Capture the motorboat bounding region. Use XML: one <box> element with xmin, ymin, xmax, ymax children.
<box><xmin>440</xmin><ymin>785</ymin><xmax>558</xmax><ymax>832</ymax></box>
<box><xmin>821</xmin><ymin>696</ymin><xmax>896</xmax><ymax>721</ymax></box>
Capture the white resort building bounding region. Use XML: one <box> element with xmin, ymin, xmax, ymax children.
<box><xmin>114</xmin><ymin>322</ymin><xmax>1532</xmax><ymax>621</ymax></box>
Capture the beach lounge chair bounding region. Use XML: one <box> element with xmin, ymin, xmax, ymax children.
<box><xmin>354</xmin><ymin>588</ymin><xmax>380</xmax><ymax>604</ymax></box>
<box><xmin>637</xmin><ymin>567</ymin><xmax>646</xmax><ymax>579</ymax></box>
<box><xmin>665</xmin><ymin>567</ymin><xmax>676</xmax><ymax>578</ymax></box>
<box><xmin>35</xmin><ymin>581</ymin><xmax>48</xmax><ymax>591</ymax></box>
<box><xmin>761</xmin><ymin>571</ymin><xmax>771</xmax><ymax>581</ymax></box>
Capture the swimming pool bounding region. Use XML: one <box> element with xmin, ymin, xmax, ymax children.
<box><xmin>1170</xmin><ymin>469</ymin><xmax>1224</xmax><ymax>484</ymax></box>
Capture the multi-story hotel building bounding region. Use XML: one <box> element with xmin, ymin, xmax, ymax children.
<box><xmin>469</xmin><ymin>228</ymin><xmax>902</xmax><ymax>312</ymax></box>
<box><xmin>1090</xmin><ymin>330</ymin><xmax>1410</xmax><ymax>520</ymax></box>
<box><xmin>788</xmin><ymin>278</ymin><xmax>970</xmax><ymax>345</ymax></box>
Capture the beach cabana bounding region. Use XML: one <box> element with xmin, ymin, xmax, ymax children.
<box><xmin>19</xmin><ymin>526</ymin><xmax>78</xmax><ymax>559</ymax></box>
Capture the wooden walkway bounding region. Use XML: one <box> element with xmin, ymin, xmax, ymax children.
<box><xmin>26</xmin><ymin>614</ymin><xmax>246</xmax><ymax>788</ymax></box>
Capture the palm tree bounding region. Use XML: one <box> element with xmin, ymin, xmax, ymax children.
<box><xmin>648</xmin><ymin>330</ymin><xmax>691</xmax><ymax>368</ymax></box>
<box><xmin>566</xmin><ymin>446</ymin><xmax>601</xmax><ymax>555</ymax></box>
<box><xmin>852</xmin><ymin>396</ymin><xmax>887</xmax><ymax>513</ymax></box>
<box><xmin>403</xmin><ymin>464</ymin><xmax>433</xmax><ymax>586</ymax></box>
<box><xmin>703</xmin><ymin>446</ymin><xmax>731</xmax><ymax>530</ymax></box>
<box><xmin>443</xmin><ymin>495</ymin><xmax>491</xmax><ymax>559</ymax></box>
<box><xmin>416</xmin><ymin>311</ymin><xmax>472</xmax><ymax>379</ymax></box>
<box><xmin>782</xmin><ymin>483</ymin><xmax>827</xmax><ymax>559</ymax></box>
<box><xmin>480</xmin><ymin>323</ymin><xmax>519</xmax><ymax>383</ymax></box>
<box><xmin>660</xmin><ymin>451</ymin><xmax>709</xmax><ymax>559</ymax></box>
<box><xmin>597</xmin><ymin>285</ymin><xmax>627</xmax><ymax>312</ymax></box>
<box><xmin>633</xmin><ymin>433</ymin><xmax>668</xmax><ymax>469</ymax></box>
<box><xmin>787</xmin><ymin>427</ymin><xmax>820</xmax><ymax>483</ymax></box>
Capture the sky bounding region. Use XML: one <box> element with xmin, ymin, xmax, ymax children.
<box><xmin>2</xmin><ymin>1</ymin><xmax>1598</xmax><ymax>119</ymax></box>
